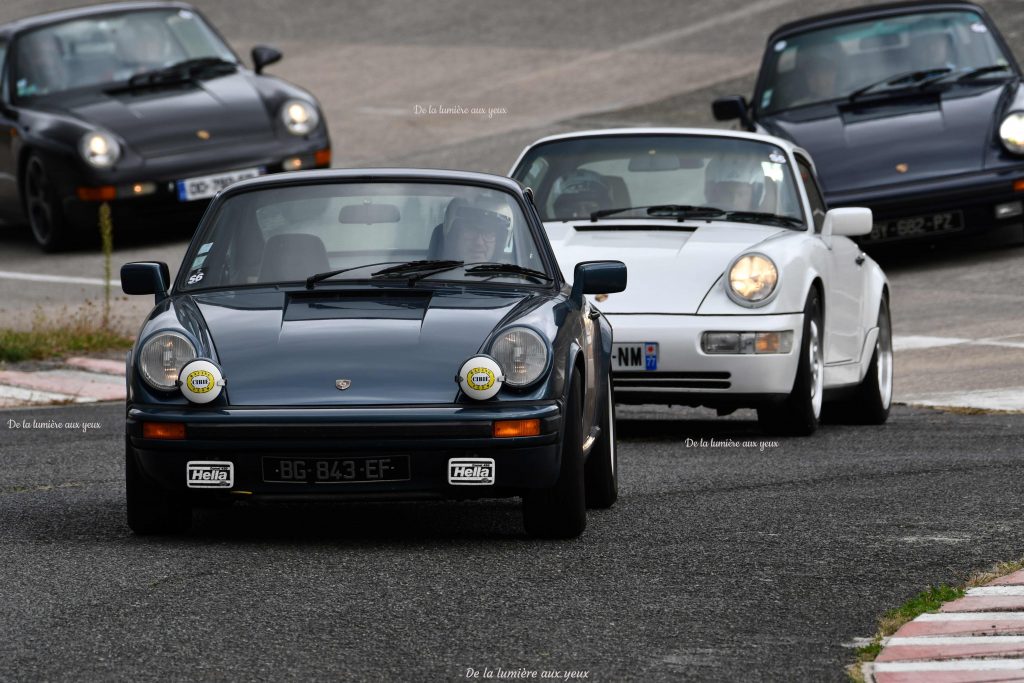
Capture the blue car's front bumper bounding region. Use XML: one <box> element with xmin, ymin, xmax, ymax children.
<box><xmin>828</xmin><ymin>165</ymin><xmax>1024</xmax><ymax>245</ymax></box>
<box><xmin>126</xmin><ymin>402</ymin><xmax>563</xmax><ymax>501</ymax></box>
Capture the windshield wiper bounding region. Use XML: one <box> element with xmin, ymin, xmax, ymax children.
<box><xmin>304</xmin><ymin>261</ymin><xmax>407</xmax><ymax>289</ymax></box>
<box><xmin>724</xmin><ymin>211</ymin><xmax>804</xmax><ymax>229</ymax></box>
<box><xmin>125</xmin><ymin>57</ymin><xmax>237</xmax><ymax>89</ymax></box>
<box><xmin>848</xmin><ymin>68</ymin><xmax>951</xmax><ymax>101</ymax></box>
<box><xmin>464</xmin><ymin>263</ymin><xmax>552</xmax><ymax>282</ymax></box>
<box><xmin>589</xmin><ymin>204</ymin><xmax>724</xmax><ymax>220</ymax></box>
<box><xmin>955</xmin><ymin>64</ymin><xmax>1012</xmax><ymax>82</ymax></box>
<box><xmin>370</xmin><ymin>259</ymin><xmax>465</xmax><ymax>284</ymax></box>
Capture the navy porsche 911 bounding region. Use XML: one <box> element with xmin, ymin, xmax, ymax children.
<box><xmin>0</xmin><ymin>1</ymin><xmax>330</xmax><ymax>251</ymax></box>
<box><xmin>713</xmin><ymin>1</ymin><xmax>1024</xmax><ymax>247</ymax></box>
<box><xmin>120</xmin><ymin>169</ymin><xmax>626</xmax><ymax>538</ymax></box>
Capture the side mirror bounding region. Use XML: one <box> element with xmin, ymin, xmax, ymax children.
<box><xmin>251</xmin><ymin>45</ymin><xmax>283</xmax><ymax>74</ymax></box>
<box><xmin>823</xmin><ymin>207</ymin><xmax>873</xmax><ymax>238</ymax></box>
<box><xmin>571</xmin><ymin>260</ymin><xmax>627</xmax><ymax>305</ymax></box>
<box><xmin>712</xmin><ymin>96</ymin><xmax>753</xmax><ymax>130</ymax></box>
<box><xmin>121</xmin><ymin>262</ymin><xmax>170</xmax><ymax>303</ymax></box>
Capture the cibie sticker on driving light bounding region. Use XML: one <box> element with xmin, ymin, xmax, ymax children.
<box><xmin>178</xmin><ymin>359</ymin><xmax>225</xmax><ymax>404</ymax></box>
<box><xmin>448</xmin><ymin>458</ymin><xmax>495</xmax><ymax>485</ymax></box>
<box><xmin>186</xmin><ymin>461</ymin><xmax>233</xmax><ymax>488</ymax></box>
<box><xmin>457</xmin><ymin>356</ymin><xmax>503</xmax><ymax>400</ymax></box>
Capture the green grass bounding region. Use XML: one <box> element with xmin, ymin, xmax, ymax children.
<box><xmin>848</xmin><ymin>584</ymin><xmax>966</xmax><ymax>681</ymax></box>
<box><xmin>0</xmin><ymin>306</ymin><xmax>132</xmax><ymax>363</ymax></box>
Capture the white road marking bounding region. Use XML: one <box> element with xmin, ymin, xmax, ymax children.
<box><xmin>893</xmin><ymin>335</ymin><xmax>971</xmax><ymax>351</ymax></box>
<box><xmin>917</xmin><ymin>612</ymin><xmax>1024</xmax><ymax>621</ymax></box>
<box><xmin>968</xmin><ymin>586</ymin><xmax>1024</xmax><ymax>596</ymax></box>
<box><xmin>872</xmin><ymin>659</ymin><xmax>1024</xmax><ymax>672</ymax></box>
<box><xmin>887</xmin><ymin>635</ymin><xmax>1024</xmax><ymax>645</ymax></box>
<box><xmin>0</xmin><ymin>269</ymin><xmax>120</xmax><ymax>288</ymax></box>
<box><xmin>0</xmin><ymin>385</ymin><xmax>92</xmax><ymax>404</ymax></box>
<box><xmin>903</xmin><ymin>389</ymin><xmax>1024</xmax><ymax>412</ymax></box>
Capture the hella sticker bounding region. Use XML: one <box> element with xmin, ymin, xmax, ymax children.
<box><xmin>448</xmin><ymin>458</ymin><xmax>495</xmax><ymax>485</ymax></box>
<box><xmin>186</xmin><ymin>461</ymin><xmax>233</xmax><ymax>488</ymax></box>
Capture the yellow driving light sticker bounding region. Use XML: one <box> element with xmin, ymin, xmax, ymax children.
<box><xmin>467</xmin><ymin>367</ymin><xmax>495</xmax><ymax>391</ymax></box>
<box><xmin>456</xmin><ymin>356</ymin><xmax>503</xmax><ymax>400</ymax></box>
<box><xmin>186</xmin><ymin>369</ymin><xmax>215</xmax><ymax>393</ymax></box>
<box><xmin>178</xmin><ymin>359</ymin><xmax>225</xmax><ymax>404</ymax></box>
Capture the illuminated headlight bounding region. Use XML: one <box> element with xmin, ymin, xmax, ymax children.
<box><xmin>139</xmin><ymin>331</ymin><xmax>197</xmax><ymax>391</ymax></box>
<box><xmin>79</xmin><ymin>131</ymin><xmax>121</xmax><ymax>169</ymax></box>
<box><xmin>281</xmin><ymin>99</ymin><xmax>319</xmax><ymax>135</ymax></box>
<box><xmin>489</xmin><ymin>327</ymin><xmax>549</xmax><ymax>387</ymax></box>
<box><xmin>1000</xmin><ymin>112</ymin><xmax>1024</xmax><ymax>154</ymax></box>
<box><xmin>727</xmin><ymin>253</ymin><xmax>778</xmax><ymax>306</ymax></box>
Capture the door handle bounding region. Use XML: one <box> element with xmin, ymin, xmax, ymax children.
<box><xmin>855</xmin><ymin>253</ymin><xmax>866</xmax><ymax>266</ymax></box>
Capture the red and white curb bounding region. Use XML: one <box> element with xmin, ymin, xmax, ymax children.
<box><xmin>0</xmin><ymin>357</ymin><xmax>125</xmax><ymax>407</ymax></box>
<box><xmin>864</xmin><ymin>571</ymin><xmax>1024</xmax><ymax>682</ymax></box>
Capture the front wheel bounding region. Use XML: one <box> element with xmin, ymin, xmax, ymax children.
<box><xmin>126</xmin><ymin>440</ymin><xmax>191</xmax><ymax>535</ymax></box>
<box><xmin>523</xmin><ymin>369</ymin><xmax>587</xmax><ymax>538</ymax></box>
<box><xmin>584</xmin><ymin>374</ymin><xmax>617</xmax><ymax>509</ymax></box>
<box><xmin>757</xmin><ymin>288</ymin><xmax>823</xmax><ymax>436</ymax></box>
<box><xmin>23</xmin><ymin>154</ymin><xmax>73</xmax><ymax>252</ymax></box>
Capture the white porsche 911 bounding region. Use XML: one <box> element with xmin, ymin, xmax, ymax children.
<box><xmin>510</xmin><ymin>128</ymin><xmax>892</xmax><ymax>435</ymax></box>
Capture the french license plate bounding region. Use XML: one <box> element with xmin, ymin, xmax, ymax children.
<box><xmin>176</xmin><ymin>166</ymin><xmax>263</xmax><ymax>201</ymax></box>
<box><xmin>262</xmin><ymin>456</ymin><xmax>410</xmax><ymax>484</ymax></box>
<box><xmin>612</xmin><ymin>342</ymin><xmax>658</xmax><ymax>371</ymax></box>
<box><xmin>867</xmin><ymin>210</ymin><xmax>964</xmax><ymax>242</ymax></box>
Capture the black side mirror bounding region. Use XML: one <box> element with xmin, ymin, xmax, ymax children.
<box><xmin>712</xmin><ymin>96</ymin><xmax>754</xmax><ymax>130</ymax></box>
<box><xmin>121</xmin><ymin>262</ymin><xmax>170</xmax><ymax>303</ymax></box>
<box><xmin>251</xmin><ymin>45</ymin><xmax>283</xmax><ymax>74</ymax></box>
<box><xmin>571</xmin><ymin>260</ymin><xmax>627</xmax><ymax>305</ymax></box>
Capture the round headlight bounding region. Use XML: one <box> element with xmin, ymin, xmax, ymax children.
<box><xmin>139</xmin><ymin>331</ymin><xmax>197</xmax><ymax>391</ymax></box>
<box><xmin>1000</xmin><ymin>112</ymin><xmax>1024</xmax><ymax>154</ymax></box>
<box><xmin>489</xmin><ymin>327</ymin><xmax>549</xmax><ymax>387</ymax></box>
<box><xmin>79</xmin><ymin>131</ymin><xmax>121</xmax><ymax>169</ymax></box>
<box><xmin>727</xmin><ymin>253</ymin><xmax>778</xmax><ymax>306</ymax></box>
<box><xmin>281</xmin><ymin>99</ymin><xmax>319</xmax><ymax>135</ymax></box>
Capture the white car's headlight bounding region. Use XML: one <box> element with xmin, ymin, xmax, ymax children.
<box><xmin>79</xmin><ymin>131</ymin><xmax>121</xmax><ymax>169</ymax></box>
<box><xmin>139</xmin><ymin>331</ymin><xmax>197</xmax><ymax>391</ymax></box>
<box><xmin>489</xmin><ymin>326</ymin><xmax>549</xmax><ymax>387</ymax></box>
<box><xmin>1000</xmin><ymin>112</ymin><xmax>1024</xmax><ymax>154</ymax></box>
<box><xmin>727</xmin><ymin>253</ymin><xmax>778</xmax><ymax>306</ymax></box>
<box><xmin>281</xmin><ymin>99</ymin><xmax>319</xmax><ymax>136</ymax></box>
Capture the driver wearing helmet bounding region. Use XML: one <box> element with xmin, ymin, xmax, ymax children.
<box><xmin>442</xmin><ymin>194</ymin><xmax>513</xmax><ymax>263</ymax></box>
<box><xmin>704</xmin><ymin>154</ymin><xmax>765</xmax><ymax>212</ymax></box>
<box><xmin>552</xmin><ymin>169</ymin><xmax>612</xmax><ymax>220</ymax></box>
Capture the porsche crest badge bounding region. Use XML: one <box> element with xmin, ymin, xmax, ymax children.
<box><xmin>895</xmin><ymin>163</ymin><xmax>909</xmax><ymax>174</ymax></box>
<box><xmin>335</xmin><ymin>379</ymin><xmax>352</xmax><ymax>390</ymax></box>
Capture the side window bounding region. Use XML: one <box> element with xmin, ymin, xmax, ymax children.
<box><xmin>796</xmin><ymin>156</ymin><xmax>827</xmax><ymax>233</ymax></box>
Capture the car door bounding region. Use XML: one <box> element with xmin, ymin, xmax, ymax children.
<box><xmin>0</xmin><ymin>38</ymin><xmax>16</xmax><ymax>221</ymax></box>
<box><xmin>796</xmin><ymin>155</ymin><xmax>863</xmax><ymax>365</ymax></box>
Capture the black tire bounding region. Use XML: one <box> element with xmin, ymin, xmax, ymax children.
<box><xmin>23</xmin><ymin>154</ymin><xmax>74</xmax><ymax>252</ymax></box>
<box><xmin>523</xmin><ymin>369</ymin><xmax>587</xmax><ymax>538</ymax></box>
<box><xmin>125</xmin><ymin>439</ymin><xmax>191</xmax><ymax>535</ymax></box>
<box><xmin>584</xmin><ymin>374</ymin><xmax>617</xmax><ymax>509</ymax></box>
<box><xmin>829</xmin><ymin>297</ymin><xmax>893</xmax><ymax>425</ymax></box>
<box><xmin>757</xmin><ymin>288</ymin><xmax>823</xmax><ymax>436</ymax></box>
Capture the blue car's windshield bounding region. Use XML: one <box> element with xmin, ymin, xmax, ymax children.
<box><xmin>757</xmin><ymin>10</ymin><xmax>1013</xmax><ymax>114</ymax></box>
<box><xmin>12</xmin><ymin>8</ymin><xmax>236</xmax><ymax>100</ymax></box>
<box><xmin>180</xmin><ymin>181</ymin><xmax>549</xmax><ymax>290</ymax></box>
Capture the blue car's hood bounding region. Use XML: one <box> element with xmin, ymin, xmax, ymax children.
<box><xmin>191</xmin><ymin>288</ymin><xmax>534</xmax><ymax>406</ymax></box>
<box><xmin>761</xmin><ymin>82</ymin><xmax>1010</xmax><ymax>196</ymax></box>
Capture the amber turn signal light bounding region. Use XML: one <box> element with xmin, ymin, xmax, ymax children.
<box><xmin>493</xmin><ymin>419</ymin><xmax>540</xmax><ymax>438</ymax></box>
<box><xmin>1014</xmin><ymin>179</ymin><xmax>1024</xmax><ymax>193</ymax></box>
<box><xmin>314</xmin><ymin>148</ymin><xmax>332</xmax><ymax>167</ymax></box>
<box><xmin>76</xmin><ymin>186</ymin><xmax>117</xmax><ymax>201</ymax></box>
<box><xmin>142</xmin><ymin>422</ymin><xmax>186</xmax><ymax>440</ymax></box>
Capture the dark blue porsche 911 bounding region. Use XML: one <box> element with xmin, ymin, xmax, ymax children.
<box><xmin>120</xmin><ymin>169</ymin><xmax>626</xmax><ymax>538</ymax></box>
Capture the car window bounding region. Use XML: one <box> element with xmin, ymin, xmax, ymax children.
<box><xmin>511</xmin><ymin>135</ymin><xmax>805</xmax><ymax>226</ymax></box>
<box><xmin>796</xmin><ymin>156</ymin><xmax>827</xmax><ymax>233</ymax></box>
<box><xmin>12</xmin><ymin>8</ymin><xmax>235</xmax><ymax>100</ymax></box>
<box><xmin>757</xmin><ymin>10</ymin><xmax>1012</xmax><ymax>114</ymax></box>
<box><xmin>181</xmin><ymin>182</ymin><xmax>548</xmax><ymax>290</ymax></box>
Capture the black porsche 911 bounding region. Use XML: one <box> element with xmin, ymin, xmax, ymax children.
<box><xmin>0</xmin><ymin>1</ymin><xmax>331</xmax><ymax>251</ymax></box>
<box><xmin>714</xmin><ymin>1</ymin><xmax>1024</xmax><ymax>247</ymax></box>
